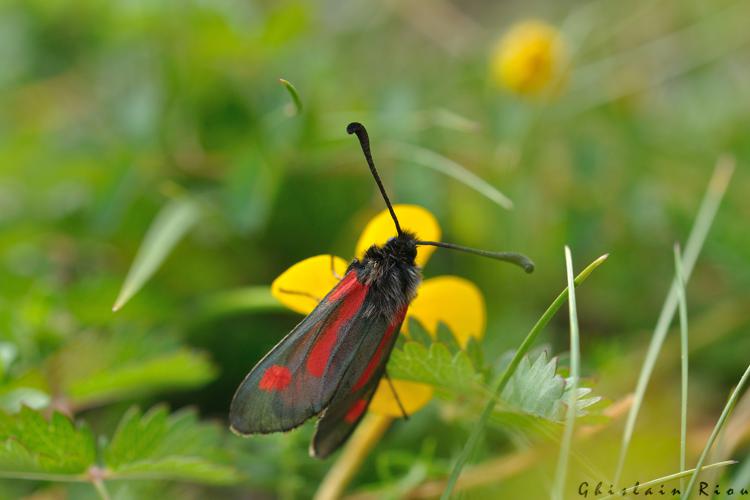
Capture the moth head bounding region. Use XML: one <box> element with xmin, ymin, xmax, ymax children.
<box><xmin>384</xmin><ymin>232</ymin><xmax>418</xmax><ymax>265</ymax></box>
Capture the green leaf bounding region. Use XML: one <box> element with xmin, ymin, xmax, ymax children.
<box><xmin>113</xmin><ymin>196</ymin><xmax>201</xmax><ymax>312</ymax></box>
<box><xmin>0</xmin><ymin>406</ymin><xmax>241</xmax><ymax>485</ymax></box>
<box><xmin>435</xmin><ymin>322</ymin><xmax>461</xmax><ymax>355</ymax></box>
<box><xmin>68</xmin><ymin>350</ymin><xmax>215</xmax><ymax>407</ymax></box>
<box><xmin>105</xmin><ymin>406</ymin><xmax>241</xmax><ymax>484</ymax></box>
<box><xmin>499</xmin><ymin>352</ymin><xmax>602</xmax><ymax>422</ymax></box>
<box><xmin>388</xmin><ymin>340</ymin><xmax>483</xmax><ymax>393</ymax></box>
<box><xmin>48</xmin><ymin>331</ymin><xmax>216</xmax><ymax>410</ymax></box>
<box><xmin>464</xmin><ymin>337</ymin><xmax>484</xmax><ymax>371</ymax></box>
<box><xmin>562</xmin><ymin>380</ymin><xmax>602</xmax><ymax>417</ymax></box>
<box><xmin>501</xmin><ymin>351</ymin><xmax>565</xmax><ymax>420</ymax></box>
<box><xmin>405</xmin><ymin>317</ymin><xmax>433</xmax><ymax>346</ymax></box>
<box><xmin>0</xmin><ymin>407</ymin><xmax>95</xmax><ymax>475</ymax></box>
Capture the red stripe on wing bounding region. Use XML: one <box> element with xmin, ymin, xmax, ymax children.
<box><xmin>351</xmin><ymin>307</ymin><xmax>407</xmax><ymax>392</ymax></box>
<box><xmin>328</xmin><ymin>271</ymin><xmax>357</xmax><ymax>301</ymax></box>
<box><xmin>306</xmin><ymin>272</ymin><xmax>368</xmax><ymax>378</ymax></box>
<box><xmin>344</xmin><ymin>399</ymin><xmax>368</xmax><ymax>423</ymax></box>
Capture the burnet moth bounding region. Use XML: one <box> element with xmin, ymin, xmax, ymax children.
<box><xmin>229</xmin><ymin>122</ymin><xmax>534</xmax><ymax>458</ymax></box>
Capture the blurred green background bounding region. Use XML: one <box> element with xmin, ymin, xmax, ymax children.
<box><xmin>1</xmin><ymin>0</ymin><xmax>749</xmax><ymax>498</ymax></box>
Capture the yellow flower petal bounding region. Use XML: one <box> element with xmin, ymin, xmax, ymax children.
<box><xmin>355</xmin><ymin>204</ymin><xmax>441</xmax><ymax>268</ymax></box>
<box><xmin>270</xmin><ymin>255</ymin><xmax>349</xmax><ymax>315</ymax></box>
<box><xmin>490</xmin><ymin>20</ymin><xmax>568</xmax><ymax>96</ymax></box>
<box><xmin>405</xmin><ymin>276</ymin><xmax>486</xmax><ymax>348</ymax></box>
<box><xmin>369</xmin><ymin>379</ymin><xmax>434</xmax><ymax>417</ymax></box>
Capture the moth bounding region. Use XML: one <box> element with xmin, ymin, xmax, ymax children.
<box><xmin>229</xmin><ymin>122</ymin><xmax>534</xmax><ymax>458</ymax></box>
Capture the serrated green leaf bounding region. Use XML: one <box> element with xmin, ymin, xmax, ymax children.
<box><xmin>435</xmin><ymin>322</ymin><xmax>461</xmax><ymax>355</ymax></box>
<box><xmin>501</xmin><ymin>351</ymin><xmax>565</xmax><ymax>420</ymax></box>
<box><xmin>465</xmin><ymin>337</ymin><xmax>484</xmax><ymax>372</ymax></box>
<box><xmin>105</xmin><ymin>406</ymin><xmax>241</xmax><ymax>484</ymax></box>
<box><xmin>499</xmin><ymin>352</ymin><xmax>603</xmax><ymax>422</ymax></box>
<box><xmin>0</xmin><ymin>407</ymin><xmax>95</xmax><ymax>475</ymax></box>
<box><xmin>395</xmin><ymin>334</ymin><xmax>406</xmax><ymax>351</ymax></box>
<box><xmin>562</xmin><ymin>380</ymin><xmax>603</xmax><ymax>416</ymax></box>
<box><xmin>388</xmin><ymin>341</ymin><xmax>483</xmax><ymax>393</ymax></box>
<box><xmin>406</xmin><ymin>317</ymin><xmax>433</xmax><ymax>346</ymax></box>
<box><xmin>47</xmin><ymin>331</ymin><xmax>216</xmax><ymax>410</ymax></box>
<box><xmin>0</xmin><ymin>406</ymin><xmax>241</xmax><ymax>485</ymax></box>
<box><xmin>113</xmin><ymin>196</ymin><xmax>201</xmax><ymax>311</ymax></box>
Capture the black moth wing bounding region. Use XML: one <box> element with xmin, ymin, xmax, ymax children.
<box><xmin>311</xmin><ymin>310</ymin><xmax>406</xmax><ymax>458</ymax></box>
<box><xmin>230</xmin><ymin>270</ymin><xmax>405</xmax><ymax>438</ymax></box>
<box><xmin>230</xmin><ymin>270</ymin><xmax>370</xmax><ymax>434</ymax></box>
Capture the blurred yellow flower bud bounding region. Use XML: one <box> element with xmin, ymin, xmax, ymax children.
<box><xmin>490</xmin><ymin>20</ymin><xmax>568</xmax><ymax>97</ymax></box>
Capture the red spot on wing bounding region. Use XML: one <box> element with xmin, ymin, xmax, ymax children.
<box><xmin>259</xmin><ymin>365</ymin><xmax>292</xmax><ymax>391</ymax></box>
<box><xmin>344</xmin><ymin>399</ymin><xmax>368</xmax><ymax>423</ymax></box>
<box><xmin>306</xmin><ymin>274</ymin><xmax>368</xmax><ymax>378</ymax></box>
<box><xmin>352</xmin><ymin>308</ymin><xmax>407</xmax><ymax>392</ymax></box>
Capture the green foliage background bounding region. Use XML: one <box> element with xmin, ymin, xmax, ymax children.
<box><xmin>0</xmin><ymin>0</ymin><xmax>749</xmax><ymax>498</ymax></box>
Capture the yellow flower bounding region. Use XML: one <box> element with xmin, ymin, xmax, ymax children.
<box><xmin>490</xmin><ymin>20</ymin><xmax>568</xmax><ymax>96</ymax></box>
<box><xmin>270</xmin><ymin>204</ymin><xmax>486</xmax><ymax>417</ymax></box>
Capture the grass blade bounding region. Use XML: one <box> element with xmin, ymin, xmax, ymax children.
<box><xmin>441</xmin><ymin>253</ymin><xmax>609</xmax><ymax>499</ymax></box>
<box><xmin>279</xmin><ymin>78</ymin><xmax>303</xmax><ymax>114</ymax></box>
<box><xmin>391</xmin><ymin>142</ymin><xmax>514</xmax><ymax>210</ymax></box>
<box><xmin>112</xmin><ymin>197</ymin><xmax>201</xmax><ymax>312</ymax></box>
<box><xmin>674</xmin><ymin>243</ymin><xmax>689</xmax><ymax>492</ymax></box>
<box><xmin>613</xmin><ymin>156</ymin><xmax>735</xmax><ymax>485</ymax></box>
<box><xmin>683</xmin><ymin>364</ymin><xmax>750</xmax><ymax>498</ymax></box>
<box><xmin>551</xmin><ymin>246</ymin><xmax>581</xmax><ymax>500</ymax></box>
<box><xmin>599</xmin><ymin>461</ymin><xmax>736</xmax><ymax>500</ymax></box>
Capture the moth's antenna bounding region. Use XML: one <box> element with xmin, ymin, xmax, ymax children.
<box><xmin>416</xmin><ymin>240</ymin><xmax>535</xmax><ymax>273</ymax></box>
<box><xmin>347</xmin><ymin>122</ymin><xmax>403</xmax><ymax>235</ymax></box>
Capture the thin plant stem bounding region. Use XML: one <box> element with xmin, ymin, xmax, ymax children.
<box><xmin>683</xmin><ymin>364</ymin><xmax>750</xmax><ymax>498</ymax></box>
<box><xmin>551</xmin><ymin>246</ymin><xmax>581</xmax><ymax>500</ymax></box>
<box><xmin>92</xmin><ymin>478</ymin><xmax>111</xmax><ymax>500</ymax></box>
<box><xmin>674</xmin><ymin>243</ymin><xmax>689</xmax><ymax>493</ymax></box>
<box><xmin>613</xmin><ymin>156</ymin><xmax>734</xmax><ymax>486</ymax></box>
<box><xmin>441</xmin><ymin>253</ymin><xmax>609</xmax><ymax>499</ymax></box>
<box><xmin>0</xmin><ymin>471</ymin><xmax>87</xmax><ymax>482</ymax></box>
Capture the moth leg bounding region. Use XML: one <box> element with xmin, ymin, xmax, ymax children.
<box><xmin>329</xmin><ymin>254</ymin><xmax>343</xmax><ymax>280</ymax></box>
<box><xmin>276</xmin><ymin>288</ymin><xmax>322</xmax><ymax>304</ymax></box>
<box><xmin>384</xmin><ymin>370</ymin><xmax>410</xmax><ymax>420</ymax></box>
